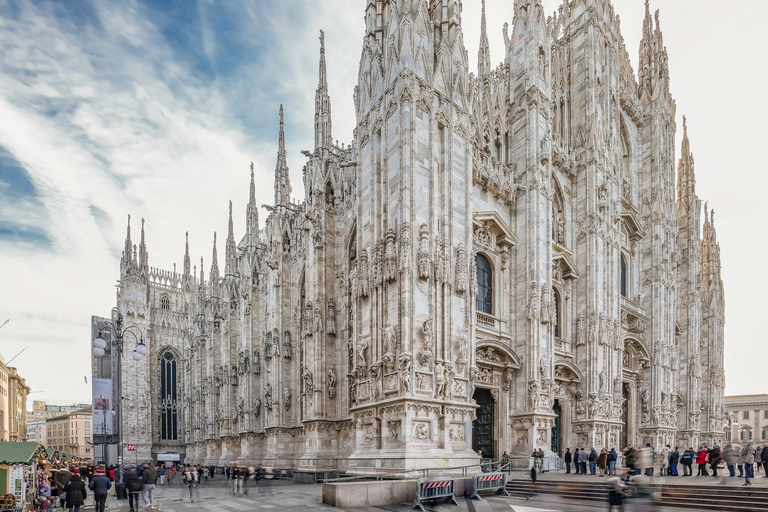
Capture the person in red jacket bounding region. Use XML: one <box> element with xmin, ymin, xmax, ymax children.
<box><xmin>696</xmin><ymin>446</ymin><xmax>709</xmax><ymax>476</ymax></box>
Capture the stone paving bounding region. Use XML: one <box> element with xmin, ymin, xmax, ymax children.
<box><xmin>71</xmin><ymin>471</ymin><xmax>768</xmax><ymax>512</ymax></box>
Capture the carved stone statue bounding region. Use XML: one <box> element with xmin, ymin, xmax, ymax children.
<box><xmin>326</xmin><ymin>299</ymin><xmax>336</xmax><ymax>335</ymax></box>
<box><xmin>254</xmin><ymin>398</ymin><xmax>261</xmax><ymax>418</ymax></box>
<box><xmin>540</xmin><ymin>355</ymin><xmax>550</xmax><ymax>379</ymax></box>
<box><xmin>302</xmin><ymin>365</ymin><xmax>314</xmax><ymax>397</ymax></box>
<box><xmin>399</xmin><ymin>353</ymin><xmax>412</xmax><ymax>394</ymax></box>
<box><xmin>420</xmin><ymin>319</ymin><xmax>433</xmax><ymax>366</ymax></box>
<box><xmin>264</xmin><ymin>382</ymin><xmax>273</xmax><ymax>410</ymax></box>
<box><xmin>434</xmin><ymin>362</ymin><xmax>446</xmax><ymax>398</ymax></box>
<box><xmin>384</xmin><ymin>228</ymin><xmax>397</xmax><ymax>281</ymax></box>
<box><xmin>283</xmin><ymin>385</ymin><xmax>292</xmax><ymax>411</ymax></box>
<box><xmin>455</xmin><ymin>243</ymin><xmax>468</xmax><ymax>294</ymax></box>
<box><xmin>417</xmin><ymin>223</ymin><xmax>430</xmax><ymax>280</ymax></box>
<box><xmin>327</xmin><ymin>368</ymin><xmax>336</xmax><ymax>399</ymax></box>
<box><xmin>314</xmin><ymin>301</ymin><xmax>323</xmax><ymax>333</ymax></box>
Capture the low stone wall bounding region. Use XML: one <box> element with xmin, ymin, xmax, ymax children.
<box><xmin>322</xmin><ymin>476</ymin><xmax>475</xmax><ymax>507</ymax></box>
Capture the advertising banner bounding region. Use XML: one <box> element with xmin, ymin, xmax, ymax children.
<box><xmin>92</xmin><ymin>377</ymin><xmax>113</xmax><ymax>436</ymax></box>
<box><xmin>9</xmin><ymin>465</ymin><xmax>24</xmax><ymax>511</ymax></box>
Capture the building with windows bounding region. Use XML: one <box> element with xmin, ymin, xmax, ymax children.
<box><xmin>27</xmin><ymin>401</ymin><xmax>91</xmax><ymax>421</ymax></box>
<box><xmin>45</xmin><ymin>407</ymin><xmax>93</xmax><ymax>460</ymax></box>
<box><xmin>725</xmin><ymin>395</ymin><xmax>768</xmax><ymax>444</ymax></box>
<box><xmin>26</xmin><ymin>417</ymin><xmax>47</xmax><ymax>445</ymax></box>
<box><xmin>101</xmin><ymin>0</ymin><xmax>726</xmax><ymax>472</ymax></box>
<box><xmin>0</xmin><ymin>352</ymin><xmax>30</xmax><ymax>442</ymax></box>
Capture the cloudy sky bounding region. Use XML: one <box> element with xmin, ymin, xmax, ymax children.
<box><xmin>0</xmin><ymin>0</ymin><xmax>765</xmax><ymax>406</ymax></box>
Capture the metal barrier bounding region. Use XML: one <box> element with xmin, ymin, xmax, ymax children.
<box><xmin>468</xmin><ymin>471</ymin><xmax>510</xmax><ymax>501</ymax></box>
<box><xmin>411</xmin><ymin>476</ymin><xmax>460</xmax><ymax>512</ymax></box>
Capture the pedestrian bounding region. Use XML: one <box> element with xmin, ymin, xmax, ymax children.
<box><xmin>231</xmin><ymin>463</ymin><xmax>243</xmax><ymax>495</ymax></box>
<box><xmin>680</xmin><ymin>448</ymin><xmax>693</xmax><ymax>476</ymax></box>
<box><xmin>623</xmin><ymin>445</ymin><xmax>637</xmax><ymax>475</ymax></box>
<box><xmin>695</xmin><ymin>446</ymin><xmax>709</xmax><ymax>476</ymax></box>
<box><xmin>63</xmin><ymin>473</ymin><xmax>87</xmax><ymax>512</ymax></box>
<box><xmin>724</xmin><ymin>444</ymin><xmax>738</xmax><ymax>478</ymax></box>
<box><xmin>638</xmin><ymin>444</ymin><xmax>654</xmax><ymax>477</ymax></box>
<box><xmin>183</xmin><ymin>466</ymin><xmax>199</xmax><ymax>502</ymax></box>
<box><xmin>669</xmin><ymin>447</ymin><xmax>679</xmax><ymax>476</ymax></box>
<box><xmin>124</xmin><ymin>467</ymin><xmax>143</xmax><ymax>512</ymax></box>
<box><xmin>142</xmin><ymin>462</ymin><xmax>158</xmax><ymax>508</ymax></box>
<box><xmin>597</xmin><ymin>448</ymin><xmax>608</xmax><ymax>477</ymax></box>
<box><xmin>589</xmin><ymin>448</ymin><xmax>598</xmax><ymax>475</ymax></box>
<box><xmin>158</xmin><ymin>465</ymin><xmax>165</xmax><ymax>485</ymax></box>
<box><xmin>574</xmin><ymin>448</ymin><xmax>581</xmax><ymax>474</ymax></box>
<box><xmin>743</xmin><ymin>442</ymin><xmax>755</xmax><ymax>486</ymax></box>
<box><xmin>606</xmin><ymin>476</ymin><xmax>626</xmax><ymax>512</ymax></box>
<box><xmin>579</xmin><ymin>447</ymin><xmax>589</xmax><ymax>475</ymax></box>
<box><xmin>762</xmin><ymin>445</ymin><xmax>768</xmax><ymax>478</ymax></box>
<box><xmin>564</xmin><ymin>448</ymin><xmax>572</xmax><ymax>474</ymax></box>
<box><xmin>661</xmin><ymin>445</ymin><xmax>670</xmax><ymax>476</ymax></box>
<box><xmin>261</xmin><ymin>467</ymin><xmax>274</xmax><ymax>495</ymax></box>
<box><xmin>709</xmin><ymin>445</ymin><xmax>721</xmax><ymax>477</ymax></box>
<box><xmin>608</xmin><ymin>448</ymin><xmax>618</xmax><ymax>476</ymax></box>
<box><xmin>88</xmin><ymin>468</ymin><xmax>111</xmax><ymax>512</ymax></box>
<box><xmin>755</xmin><ymin>446</ymin><xmax>763</xmax><ymax>474</ymax></box>
<box><xmin>52</xmin><ymin>466</ymin><xmax>72</xmax><ymax>509</ymax></box>
<box><xmin>530</xmin><ymin>462</ymin><xmax>537</xmax><ymax>485</ymax></box>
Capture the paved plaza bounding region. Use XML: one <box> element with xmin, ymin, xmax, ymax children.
<box><xmin>70</xmin><ymin>471</ymin><xmax>768</xmax><ymax>512</ymax></box>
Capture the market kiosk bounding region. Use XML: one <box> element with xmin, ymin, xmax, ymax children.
<box><xmin>0</xmin><ymin>442</ymin><xmax>48</xmax><ymax>512</ymax></box>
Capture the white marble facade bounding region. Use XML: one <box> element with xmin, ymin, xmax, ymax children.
<box><xmin>109</xmin><ymin>0</ymin><xmax>726</xmax><ymax>473</ymax></box>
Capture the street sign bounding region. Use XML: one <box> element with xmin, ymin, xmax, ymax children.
<box><xmin>126</xmin><ymin>444</ymin><xmax>136</xmax><ymax>452</ymax></box>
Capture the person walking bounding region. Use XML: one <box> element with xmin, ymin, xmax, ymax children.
<box><xmin>724</xmin><ymin>444</ymin><xmax>738</xmax><ymax>478</ymax></box>
<box><xmin>142</xmin><ymin>463</ymin><xmax>158</xmax><ymax>509</ymax></box>
<box><xmin>63</xmin><ymin>473</ymin><xmax>87</xmax><ymax>512</ymax></box>
<box><xmin>589</xmin><ymin>448</ymin><xmax>598</xmax><ymax>475</ymax></box>
<box><xmin>574</xmin><ymin>449</ymin><xmax>581</xmax><ymax>474</ymax></box>
<box><xmin>158</xmin><ymin>465</ymin><xmax>165</xmax><ymax>485</ymax></box>
<box><xmin>579</xmin><ymin>447</ymin><xmax>589</xmax><ymax>475</ymax></box>
<box><xmin>125</xmin><ymin>467</ymin><xmax>143</xmax><ymax>512</ymax></box>
<box><xmin>680</xmin><ymin>448</ymin><xmax>693</xmax><ymax>476</ymax></box>
<box><xmin>695</xmin><ymin>446</ymin><xmax>709</xmax><ymax>476</ymax></box>
<box><xmin>638</xmin><ymin>444</ymin><xmax>654</xmax><ymax>477</ymax></box>
<box><xmin>755</xmin><ymin>446</ymin><xmax>763</xmax><ymax>474</ymax></box>
<box><xmin>623</xmin><ymin>445</ymin><xmax>637</xmax><ymax>476</ymax></box>
<box><xmin>597</xmin><ymin>449</ymin><xmax>608</xmax><ymax>477</ymax></box>
<box><xmin>88</xmin><ymin>468</ymin><xmax>111</xmax><ymax>512</ymax></box>
<box><xmin>608</xmin><ymin>448</ymin><xmax>618</xmax><ymax>476</ymax></box>
<box><xmin>669</xmin><ymin>447</ymin><xmax>679</xmax><ymax>476</ymax></box>
<box><xmin>52</xmin><ymin>466</ymin><xmax>73</xmax><ymax>510</ymax></box>
<box><xmin>564</xmin><ymin>448</ymin><xmax>572</xmax><ymax>474</ymax></box>
<box><xmin>183</xmin><ymin>466</ymin><xmax>199</xmax><ymax>502</ymax></box>
<box><xmin>709</xmin><ymin>445</ymin><xmax>722</xmax><ymax>477</ymax></box>
<box><xmin>743</xmin><ymin>443</ymin><xmax>756</xmax><ymax>486</ymax></box>
<box><xmin>661</xmin><ymin>445</ymin><xmax>670</xmax><ymax>476</ymax></box>
<box><xmin>762</xmin><ymin>445</ymin><xmax>768</xmax><ymax>478</ymax></box>
<box><xmin>231</xmin><ymin>463</ymin><xmax>243</xmax><ymax>495</ymax></box>
<box><xmin>606</xmin><ymin>476</ymin><xmax>626</xmax><ymax>512</ymax></box>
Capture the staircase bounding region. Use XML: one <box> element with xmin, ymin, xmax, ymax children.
<box><xmin>505</xmin><ymin>478</ymin><xmax>768</xmax><ymax>511</ymax></box>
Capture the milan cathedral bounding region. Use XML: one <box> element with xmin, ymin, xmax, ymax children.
<box><xmin>105</xmin><ymin>0</ymin><xmax>726</xmax><ymax>474</ymax></box>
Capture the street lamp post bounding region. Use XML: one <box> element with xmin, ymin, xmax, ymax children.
<box><xmin>92</xmin><ymin>312</ymin><xmax>146</xmax><ymax>499</ymax></box>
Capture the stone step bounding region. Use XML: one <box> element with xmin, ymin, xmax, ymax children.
<box><xmin>504</xmin><ymin>480</ymin><xmax>768</xmax><ymax>511</ymax></box>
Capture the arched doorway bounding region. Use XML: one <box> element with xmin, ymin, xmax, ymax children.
<box><xmin>472</xmin><ymin>388</ymin><xmax>494</xmax><ymax>458</ymax></box>
<box><xmin>551</xmin><ymin>400</ymin><xmax>562</xmax><ymax>456</ymax></box>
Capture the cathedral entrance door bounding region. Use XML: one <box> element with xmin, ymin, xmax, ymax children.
<box><xmin>472</xmin><ymin>388</ymin><xmax>494</xmax><ymax>458</ymax></box>
<box><xmin>551</xmin><ymin>400</ymin><xmax>562</xmax><ymax>456</ymax></box>
<box><xmin>621</xmin><ymin>382</ymin><xmax>630</xmax><ymax>449</ymax></box>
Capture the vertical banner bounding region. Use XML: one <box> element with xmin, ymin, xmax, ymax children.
<box><xmin>92</xmin><ymin>377</ymin><xmax>113</xmax><ymax>436</ymax></box>
<box><xmin>9</xmin><ymin>465</ymin><xmax>24</xmax><ymax>510</ymax></box>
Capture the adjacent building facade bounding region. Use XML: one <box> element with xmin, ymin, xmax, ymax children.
<box><xmin>26</xmin><ymin>417</ymin><xmax>47</xmax><ymax>445</ymax></box>
<box><xmin>27</xmin><ymin>401</ymin><xmax>91</xmax><ymax>421</ymax></box>
<box><xmin>45</xmin><ymin>407</ymin><xmax>93</xmax><ymax>460</ymax></box>
<box><xmin>725</xmin><ymin>395</ymin><xmax>768</xmax><ymax>444</ymax></box>
<box><xmin>0</xmin><ymin>352</ymin><xmax>30</xmax><ymax>442</ymax></box>
<box><xmin>104</xmin><ymin>0</ymin><xmax>727</xmax><ymax>472</ymax></box>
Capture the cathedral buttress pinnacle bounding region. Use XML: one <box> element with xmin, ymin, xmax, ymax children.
<box><xmin>183</xmin><ymin>231</ymin><xmax>191</xmax><ymax>279</ymax></box>
<box><xmin>246</xmin><ymin>162</ymin><xmax>259</xmax><ymax>247</ymax></box>
<box><xmin>226</xmin><ymin>201</ymin><xmax>237</xmax><ymax>276</ymax></box>
<box><xmin>122</xmin><ymin>214</ymin><xmax>132</xmax><ymax>268</ymax></box>
<box><xmin>210</xmin><ymin>231</ymin><xmax>220</xmax><ymax>296</ymax></box>
<box><xmin>315</xmin><ymin>30</ymin><xmax>332</xmax><ymax>151</ymax></box>
<box><xmin>139</xmin><ymin>218</ymin><xmax>149</xmax><ymax>278</ymax></box>
<box><xmin>274</xmin><ymin>105</ymin><xmax>291</xmax><ymax>207</ymax></box>
<box><xmin>478</xmin><ymin>0</ymin><xmax>491</xmax><ymax>77</ymax></box>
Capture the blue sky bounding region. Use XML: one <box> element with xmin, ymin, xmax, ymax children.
<box><xmin>0</xmin><ymin>0</ymin><xmax>766</xmax><ymax>404</ymax></box>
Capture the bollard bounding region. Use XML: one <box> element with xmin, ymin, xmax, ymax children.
<box><xmin>468</xmin><ymin>471</ymin><xmax>510</xmax><ymax>501</ymax></box>
<box><xmin>411</xmin><ymin>476</ymin><xmax>460</xmax><ymax>512</ymax></box>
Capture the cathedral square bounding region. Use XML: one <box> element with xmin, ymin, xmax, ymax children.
<box><xmin>96</xmin><ymin>0</ymin><xmax>725</xmax><ymax>476</ymax></box>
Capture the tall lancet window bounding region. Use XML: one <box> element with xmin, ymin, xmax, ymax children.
<box><xmin>160</xmin><ymin>351</ymin><xmax>178</xmax><ymax>440</ymax></box>
<box><xmin>620</xmin><ymin>255</ymin><xmax>628</xmax><ymax>298</ymax></box>
<box><xmin>476</xmin><ymin>254</ymin><xmax>493</xmax><ymax>315</ymax></box>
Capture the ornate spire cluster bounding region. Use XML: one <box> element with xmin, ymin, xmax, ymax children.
<box><xmin>478</xmin><ymin>0</ymin><xmax>491</xmax><ymax>77</ymax></box>
<box><xmin>315</xmin><ymin>30</ymin><xmax>333</xmax><ymax>151</ymax></box>
<box><xmin>676</xmin><ymin>115</ymin><xmax>696</xmax><ymax>204</ymax></box>
<box><xmin>638</xmin><ymin>0</ymin><xmax>670</xmax><ymax>102</ymax></box>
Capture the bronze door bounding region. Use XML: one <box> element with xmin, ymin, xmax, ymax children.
<box><xmin>472</xmin><ymin>388</ymin><xmax>494</xmax><ymax>458</ymax></box>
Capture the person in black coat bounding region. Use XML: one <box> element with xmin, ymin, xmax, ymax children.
<box><xmin>124</xmin><ymin>467</ymin><xmax>144</xmax><ymax>512</ymax></box>
<box><xmin>88</xmin><ymin>469</ymin><xmax>111</xmax><ymax>512</ymax></box>
<box><xmin>63</xmin><ymin>474</ymin><xmax>88</xmax><ymax>512</ymax></box>
<box><xmin>564</xmin><ymin>448</ymin><xmax>573</xmax><ymax>474</ymax></box>
<box><xmin>669</xmin><ymin>448</ymin><xmax>680</xmax><ymax>476</ymax></box>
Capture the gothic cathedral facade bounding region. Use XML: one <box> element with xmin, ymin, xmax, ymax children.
<box><xmin>109</xmin><ymin>0</ymin><xmax>726</xmax><ymax>472</ymax></box>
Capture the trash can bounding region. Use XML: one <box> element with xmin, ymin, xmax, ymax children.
<box><xmin>115</xmin><ymin>481</ymin><xmax>127</xmax><ymax>499</ymax></box>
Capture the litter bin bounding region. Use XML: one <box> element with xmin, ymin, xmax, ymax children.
<box><xmin>115</xmin><ymin>481</ymin><xmax>127</xmax><ymax>499</ymax></box>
